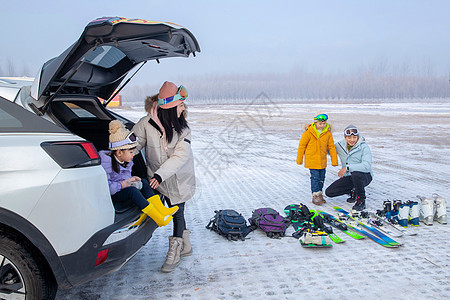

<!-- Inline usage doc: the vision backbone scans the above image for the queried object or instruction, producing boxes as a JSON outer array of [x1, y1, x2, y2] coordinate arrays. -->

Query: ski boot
[[346, 188, 356, 203], [392, 200, 402, 221], [408, 201, 420, 226], [417, 195, 434, 226], [352, 196, 366, 211], [383, 200, 392, 219], [433, 194, 447, 224], [398, 203, 410, 227]]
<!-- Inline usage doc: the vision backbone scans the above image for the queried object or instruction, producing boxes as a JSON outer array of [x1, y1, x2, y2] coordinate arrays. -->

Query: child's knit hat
[[108, 120, 138, 150]]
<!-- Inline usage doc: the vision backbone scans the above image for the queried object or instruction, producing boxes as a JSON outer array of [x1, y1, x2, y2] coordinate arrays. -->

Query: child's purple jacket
[[99, 150, 134, 195]]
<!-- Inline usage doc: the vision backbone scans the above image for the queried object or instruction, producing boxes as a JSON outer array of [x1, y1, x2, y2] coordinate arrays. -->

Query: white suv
[[0, 17, 200, 299]]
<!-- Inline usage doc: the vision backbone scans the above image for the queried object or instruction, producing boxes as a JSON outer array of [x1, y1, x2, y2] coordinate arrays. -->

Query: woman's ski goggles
[[109, 131, 138, 149], [344, 128, 359, 136], [158, 85, 188, 106], [315, 114, 328, 121]]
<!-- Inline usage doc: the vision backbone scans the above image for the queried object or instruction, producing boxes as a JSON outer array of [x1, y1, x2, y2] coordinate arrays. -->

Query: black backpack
[[206, 209, 253, 241]]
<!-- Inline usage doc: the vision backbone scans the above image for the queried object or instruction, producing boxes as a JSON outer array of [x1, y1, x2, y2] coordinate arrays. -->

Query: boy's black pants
[[325, 171, 372, 199]]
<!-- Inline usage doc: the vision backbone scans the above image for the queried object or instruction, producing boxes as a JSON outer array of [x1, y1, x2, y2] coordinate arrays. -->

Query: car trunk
[[48, 95, 148, 214], [28, 17, 200, 215]]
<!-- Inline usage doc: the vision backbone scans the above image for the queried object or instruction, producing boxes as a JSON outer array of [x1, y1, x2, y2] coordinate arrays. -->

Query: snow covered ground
[[56, 99, 450, 300]]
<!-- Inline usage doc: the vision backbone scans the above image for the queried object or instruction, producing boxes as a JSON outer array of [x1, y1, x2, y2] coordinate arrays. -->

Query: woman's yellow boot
[[147, 195, 179, 217]]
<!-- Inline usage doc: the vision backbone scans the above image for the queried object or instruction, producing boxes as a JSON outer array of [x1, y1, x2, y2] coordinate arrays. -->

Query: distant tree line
[[0, 59, 32, 78], [2, 60, 448, 103], [123, 71, 449, 105]]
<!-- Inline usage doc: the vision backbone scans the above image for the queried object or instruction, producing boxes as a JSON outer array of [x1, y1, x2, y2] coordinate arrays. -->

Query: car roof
[[0, 77, 34, 102]]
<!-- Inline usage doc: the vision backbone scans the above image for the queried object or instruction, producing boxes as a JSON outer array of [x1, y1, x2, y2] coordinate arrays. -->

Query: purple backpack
[[249, 208, 287, 239]]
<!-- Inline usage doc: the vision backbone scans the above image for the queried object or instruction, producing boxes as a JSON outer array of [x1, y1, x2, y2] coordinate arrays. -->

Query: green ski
[[318, 211, 366, 240]]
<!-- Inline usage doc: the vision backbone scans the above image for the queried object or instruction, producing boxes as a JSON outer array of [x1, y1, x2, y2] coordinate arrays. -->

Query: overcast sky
[[1, 0, 449, 86]]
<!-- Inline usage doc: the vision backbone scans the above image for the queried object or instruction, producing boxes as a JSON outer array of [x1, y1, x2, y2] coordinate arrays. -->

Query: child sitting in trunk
[[99, 120, 178, 226]]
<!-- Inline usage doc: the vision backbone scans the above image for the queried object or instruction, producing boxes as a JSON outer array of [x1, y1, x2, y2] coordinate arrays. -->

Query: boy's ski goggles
[[109, 131, 138, 149], [344, 128, 359, 136], [314, 114, 328, 121], [158, 85, 188, 106]]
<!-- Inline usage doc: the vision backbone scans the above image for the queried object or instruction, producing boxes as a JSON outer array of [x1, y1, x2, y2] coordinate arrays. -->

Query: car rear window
[[85, 46, 126, 69], [62, 102, 97, 118], [0, 97, 68, 133]]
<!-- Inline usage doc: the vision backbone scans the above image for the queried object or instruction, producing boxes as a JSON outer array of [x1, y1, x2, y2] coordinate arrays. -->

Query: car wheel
[[0, 232, 57, 300]]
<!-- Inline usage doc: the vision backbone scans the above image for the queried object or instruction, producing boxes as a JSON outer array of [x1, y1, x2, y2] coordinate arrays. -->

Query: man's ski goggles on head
[[158, 85, 188, 106], [344, 128, 359, 136], [314, 114, 328, 121], [109, 131, 138, 149]]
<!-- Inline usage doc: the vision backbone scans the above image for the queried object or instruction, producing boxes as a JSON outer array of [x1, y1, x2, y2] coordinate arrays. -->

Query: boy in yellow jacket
[[296, 114, 338, 205]]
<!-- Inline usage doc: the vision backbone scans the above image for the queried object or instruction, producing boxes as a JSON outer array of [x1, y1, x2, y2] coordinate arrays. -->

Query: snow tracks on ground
[[57, 102, 450, 299]]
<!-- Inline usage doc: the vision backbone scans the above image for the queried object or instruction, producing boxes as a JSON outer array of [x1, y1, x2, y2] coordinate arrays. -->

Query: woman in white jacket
[[133, 81, 196, 273]]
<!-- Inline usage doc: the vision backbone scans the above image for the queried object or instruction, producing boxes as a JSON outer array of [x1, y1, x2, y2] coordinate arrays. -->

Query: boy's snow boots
[[418, 195, 434, 226], [346, 188, 356, 203], [312, 191, 325, 205], [161, 236, 183, 273], [316, 191, 325, 203], [352, 196, 366, 211], [433, 194, 447, 224]]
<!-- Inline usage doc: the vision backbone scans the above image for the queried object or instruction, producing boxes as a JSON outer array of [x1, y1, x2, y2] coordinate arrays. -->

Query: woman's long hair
[[157, 106, 189, 143]]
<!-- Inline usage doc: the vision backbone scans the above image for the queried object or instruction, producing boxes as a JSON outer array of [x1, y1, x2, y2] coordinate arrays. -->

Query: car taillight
[[41, 141, 101, 168], [94, 249, 109, 266]]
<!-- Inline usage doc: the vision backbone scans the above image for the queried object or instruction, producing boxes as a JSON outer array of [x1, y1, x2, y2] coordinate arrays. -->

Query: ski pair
[[333, 207, 402, 248], [372, 212, 417, 236], [320, 211, 397, 248], [357, 211, 403, 238]]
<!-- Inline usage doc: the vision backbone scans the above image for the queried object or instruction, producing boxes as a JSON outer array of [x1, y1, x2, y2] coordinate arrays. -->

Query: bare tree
[[7, 58, 16, 76]]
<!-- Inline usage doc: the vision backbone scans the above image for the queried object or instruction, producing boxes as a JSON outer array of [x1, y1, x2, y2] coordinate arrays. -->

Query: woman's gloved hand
[[149, 173, 162, 189]]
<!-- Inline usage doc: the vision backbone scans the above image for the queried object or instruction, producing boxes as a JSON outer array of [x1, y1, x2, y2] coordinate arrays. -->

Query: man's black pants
[[325, 171, 372, 199]]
